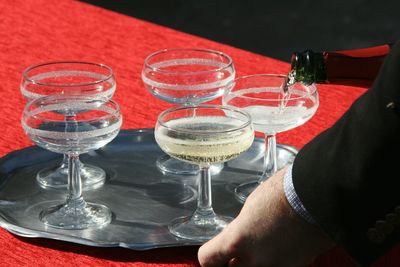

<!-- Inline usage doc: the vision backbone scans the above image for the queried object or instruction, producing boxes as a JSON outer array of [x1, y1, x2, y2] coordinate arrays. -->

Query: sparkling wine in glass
[[21, 95, 122, 229], [20, 61, 116, 190], [222, 74, 319, 202], [142, 48, 235, 176], [155, 105, 254, 241]]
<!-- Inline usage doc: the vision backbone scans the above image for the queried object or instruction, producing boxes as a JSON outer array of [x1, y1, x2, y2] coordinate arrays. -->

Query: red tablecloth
[[0, 0, 398, 266]]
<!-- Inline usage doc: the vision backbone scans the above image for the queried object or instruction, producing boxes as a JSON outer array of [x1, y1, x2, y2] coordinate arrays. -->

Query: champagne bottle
[[289, 44, 391, 85]]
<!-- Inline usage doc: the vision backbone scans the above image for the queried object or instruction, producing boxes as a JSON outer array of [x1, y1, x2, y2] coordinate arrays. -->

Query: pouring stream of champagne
[[279, 70, 296, 112]]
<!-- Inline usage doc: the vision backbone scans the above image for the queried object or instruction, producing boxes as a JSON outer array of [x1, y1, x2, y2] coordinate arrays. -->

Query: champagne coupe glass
[[20, 61, 116, 190], [222, 74, 319, 202], [21, 95, 122, 229], [142, 48, 235, 176], [155, 105, 254, 241]]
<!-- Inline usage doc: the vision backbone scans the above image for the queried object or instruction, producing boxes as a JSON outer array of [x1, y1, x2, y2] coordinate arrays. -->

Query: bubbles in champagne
[[22, 101, 122, 154], [155, 116, 254, 165]]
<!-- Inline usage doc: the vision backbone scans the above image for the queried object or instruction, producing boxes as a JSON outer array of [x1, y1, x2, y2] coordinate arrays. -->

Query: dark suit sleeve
[[292, 41, 400, 265]]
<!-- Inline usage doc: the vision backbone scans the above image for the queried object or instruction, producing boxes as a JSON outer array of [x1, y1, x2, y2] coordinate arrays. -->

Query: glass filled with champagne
[[223, 74, 319, 202], [155, 105, 254, 241], [142, 48, 235, 176]]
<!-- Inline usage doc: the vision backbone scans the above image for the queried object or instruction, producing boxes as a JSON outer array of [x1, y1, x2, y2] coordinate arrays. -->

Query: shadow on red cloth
[[322, 79, 373, 88], [11, 234, 400, 267], [13, 235, 200, 265]]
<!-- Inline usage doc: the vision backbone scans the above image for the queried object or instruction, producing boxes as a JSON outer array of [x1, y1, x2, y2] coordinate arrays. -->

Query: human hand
[[198, 167, 335, 267]]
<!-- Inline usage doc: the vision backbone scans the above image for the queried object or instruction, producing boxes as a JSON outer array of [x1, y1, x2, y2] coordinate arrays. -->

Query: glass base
[[39, 201, 112, 230], [234, 180, 260, 203], [169, 213, 233, 241], [36, 163, 106, 190], [156, 154, 224, 176]]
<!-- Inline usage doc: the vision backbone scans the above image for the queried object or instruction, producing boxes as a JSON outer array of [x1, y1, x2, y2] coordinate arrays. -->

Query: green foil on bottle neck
[[290, 50, 327, 84]]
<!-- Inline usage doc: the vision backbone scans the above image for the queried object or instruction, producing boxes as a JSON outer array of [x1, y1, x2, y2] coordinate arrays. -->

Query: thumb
[[198, 224, 239, 267]]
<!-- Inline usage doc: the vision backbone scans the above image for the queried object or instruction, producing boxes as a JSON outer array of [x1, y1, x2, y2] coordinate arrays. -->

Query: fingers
[[228, 257, 245, 267], [198, 224, 239, 267], [198, 234, 231, 267]]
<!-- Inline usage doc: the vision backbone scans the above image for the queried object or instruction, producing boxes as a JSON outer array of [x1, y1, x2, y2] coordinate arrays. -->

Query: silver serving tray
[[0, 129, 297, 249]]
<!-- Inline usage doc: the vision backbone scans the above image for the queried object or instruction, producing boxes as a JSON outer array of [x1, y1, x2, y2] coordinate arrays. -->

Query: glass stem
[[63, 114, 83, 172], [61, 154, 83, 171], [259, 133, 277, 183], [66, 154, 85, 206], [60, 154, 68, 169], [59, 154, 84, 173], [194, 165, 215, 218]]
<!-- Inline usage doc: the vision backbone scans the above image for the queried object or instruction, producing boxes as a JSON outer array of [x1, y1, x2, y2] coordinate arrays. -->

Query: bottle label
[[325, 44, 390, 83], [331, 44, 390, 58], [291, 44, 390, 85]]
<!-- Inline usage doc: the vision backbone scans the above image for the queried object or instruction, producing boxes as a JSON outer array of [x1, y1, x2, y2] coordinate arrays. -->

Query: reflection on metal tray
[[0, 129, 297, 249]]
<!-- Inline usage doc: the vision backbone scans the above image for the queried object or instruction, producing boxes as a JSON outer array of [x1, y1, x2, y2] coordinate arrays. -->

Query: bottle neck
[[290, 50, 326, 84], [291, 44, 391, 85]]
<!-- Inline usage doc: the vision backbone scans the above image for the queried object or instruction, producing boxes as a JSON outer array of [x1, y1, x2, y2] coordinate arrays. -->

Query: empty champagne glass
[[155, 105, 254, 241], [142, 48, 235, 176], [21, 95, 122, 229], [20, 61, 116, 190], [222, 74, 319, 202]]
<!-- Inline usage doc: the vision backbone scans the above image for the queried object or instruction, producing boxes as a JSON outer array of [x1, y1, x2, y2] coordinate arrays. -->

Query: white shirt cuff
[[283, 164, 317, 225]]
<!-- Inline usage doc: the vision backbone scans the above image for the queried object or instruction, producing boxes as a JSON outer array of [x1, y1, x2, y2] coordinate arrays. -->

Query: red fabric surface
[[0, 0, 398, 266]]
